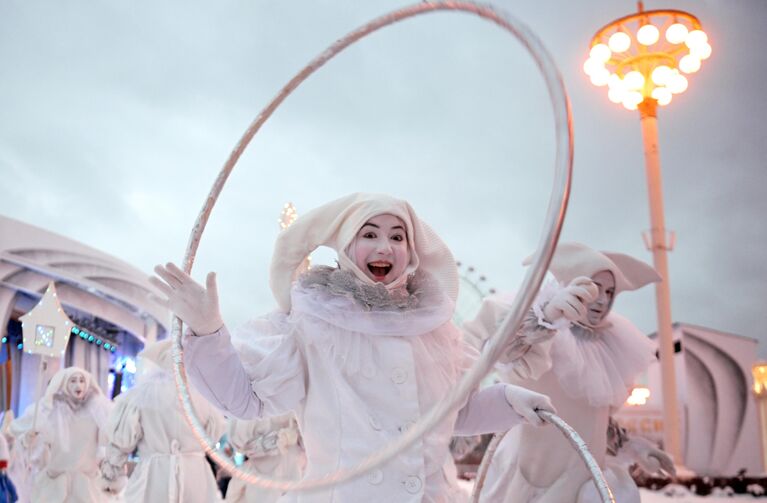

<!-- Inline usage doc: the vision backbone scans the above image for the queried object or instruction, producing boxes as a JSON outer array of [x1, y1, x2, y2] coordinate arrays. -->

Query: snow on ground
[[639, 487, 756, 502], [456, 478, 760, 501]]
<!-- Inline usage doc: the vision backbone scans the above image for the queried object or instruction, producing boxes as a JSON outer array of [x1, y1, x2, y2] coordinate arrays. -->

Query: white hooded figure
[[464, 243, 674, 503], [9, 366, 112, 503], [99, 339, 226, 502], [224, 414, 305, 503], [151, 193, 556, 503]]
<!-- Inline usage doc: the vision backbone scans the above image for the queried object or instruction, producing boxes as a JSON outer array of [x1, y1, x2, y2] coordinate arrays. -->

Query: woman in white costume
[[464, 242, 675, 503], [151, 192, 556, 503], [225, 414, 304, 503], [10, 366, 112, 503], [99, 339, 226, 502]]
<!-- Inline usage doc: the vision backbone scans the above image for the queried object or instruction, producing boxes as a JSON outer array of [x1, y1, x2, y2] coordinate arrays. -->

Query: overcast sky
[[2, 0, 765, 355]]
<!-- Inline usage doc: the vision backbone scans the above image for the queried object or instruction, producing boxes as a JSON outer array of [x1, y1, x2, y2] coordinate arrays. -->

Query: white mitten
[[624, 437, 676, 476], [504, 384, 556, 426], [150, 263, 224, 335], [543, 276, 598, 323]]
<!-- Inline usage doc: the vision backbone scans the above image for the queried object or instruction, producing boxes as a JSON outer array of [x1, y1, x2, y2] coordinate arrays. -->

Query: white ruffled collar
[[548, 312, 656, 408], [289, 266, 454, 338]]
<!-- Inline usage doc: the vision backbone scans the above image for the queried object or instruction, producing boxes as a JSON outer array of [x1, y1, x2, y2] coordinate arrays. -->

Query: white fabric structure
[[101, 340, 225, 503], [225, 414, 304, 503], [8, 366, 112, 503]]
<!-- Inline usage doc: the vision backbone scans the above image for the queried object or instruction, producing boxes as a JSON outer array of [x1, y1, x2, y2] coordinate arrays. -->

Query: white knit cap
[[524, 242, 661, 294], [269, 193, 458, 312]]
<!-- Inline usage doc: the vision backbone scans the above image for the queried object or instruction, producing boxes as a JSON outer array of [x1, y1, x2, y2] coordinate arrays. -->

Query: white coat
[[184, 276, 526, 503], [102, 368, 226, 503], [224, 414, 304, 503], [10, 392, 113, 503]]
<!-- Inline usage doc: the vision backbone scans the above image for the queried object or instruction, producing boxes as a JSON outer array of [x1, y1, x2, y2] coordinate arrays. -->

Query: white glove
[[624, 437, 676, 476], [150, 262, 224, 335], [97, 473, 128, 494], [504, 384, 556, 426], [543, 276, 598, 323]]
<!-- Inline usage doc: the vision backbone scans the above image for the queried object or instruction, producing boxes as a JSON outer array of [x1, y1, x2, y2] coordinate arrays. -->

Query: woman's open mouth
[[367, 261, 392, 281]]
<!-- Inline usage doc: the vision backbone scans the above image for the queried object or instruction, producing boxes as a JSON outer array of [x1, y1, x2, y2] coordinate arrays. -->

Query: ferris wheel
[[453, 261, 495, 327]]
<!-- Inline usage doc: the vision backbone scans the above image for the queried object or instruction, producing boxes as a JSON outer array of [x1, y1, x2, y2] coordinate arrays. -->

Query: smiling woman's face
[[350, 214, 410, 285], [586, 270, 616, 325]]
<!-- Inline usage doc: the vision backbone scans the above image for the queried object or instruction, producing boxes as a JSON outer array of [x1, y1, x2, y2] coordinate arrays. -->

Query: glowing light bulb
[[624, 71, 645, 90], [685, 30, 708, 50], [608, 87, 626, 104], [668, 73, 689, 94], [589, 43, 612, 63], [637, 24, 660, 46], [622, 98, 639, 111], [679, 54, 701, 74], [590, 68, 610, 87], [608, 32, 631, 53], [651, 86, 673, 106], [651, 65, 673, 85], [691, 42, 712, 60], [665, 23, 689, 44], [583, 58, 602, 76], [607, 74, 624, 90]]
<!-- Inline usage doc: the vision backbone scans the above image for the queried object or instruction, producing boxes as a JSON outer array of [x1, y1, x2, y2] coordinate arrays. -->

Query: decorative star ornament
[[20, 282, 73, 358]]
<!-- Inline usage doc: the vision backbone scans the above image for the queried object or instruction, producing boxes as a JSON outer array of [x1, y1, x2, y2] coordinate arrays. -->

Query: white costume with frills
[[9, 367, 113, 503], [464, 284, 656, 503], [224, 414, 304, 503], [184, 268, 527, 503], [101, 367, 226, 502]]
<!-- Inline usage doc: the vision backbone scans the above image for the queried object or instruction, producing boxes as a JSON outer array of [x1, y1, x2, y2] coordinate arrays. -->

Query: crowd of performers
[[1, 193, 675, 502]]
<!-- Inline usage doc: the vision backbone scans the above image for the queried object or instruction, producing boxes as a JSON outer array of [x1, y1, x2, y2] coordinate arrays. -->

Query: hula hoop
[[171, 0, 574, 492], [471, 411, 616, 503]]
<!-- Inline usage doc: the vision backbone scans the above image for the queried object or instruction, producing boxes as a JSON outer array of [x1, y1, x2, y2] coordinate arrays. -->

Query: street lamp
[[753, 363, 767, 472], [585, 2, 711, 464]]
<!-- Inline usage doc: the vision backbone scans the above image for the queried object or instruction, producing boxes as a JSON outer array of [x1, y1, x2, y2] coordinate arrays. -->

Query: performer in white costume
[[464, 242, 675, 503], [225, 414, 304, 503], [10, 366, 112, 503], [100, 339, 226, 502], [152, 192, 556, 503]]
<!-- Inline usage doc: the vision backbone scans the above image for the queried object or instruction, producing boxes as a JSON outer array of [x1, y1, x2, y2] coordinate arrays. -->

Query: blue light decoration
[[110, 347, 116, 353], [104, 343, 111, 350], [96, 339, 102, 346], [1, 337, 6, 344], [16, 343, 23, 350], [72, 327, 80, 335], [87, 335, 95, 342]]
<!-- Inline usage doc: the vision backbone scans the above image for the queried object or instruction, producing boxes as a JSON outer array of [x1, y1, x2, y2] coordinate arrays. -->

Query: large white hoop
[[171, 1, 574, 492]]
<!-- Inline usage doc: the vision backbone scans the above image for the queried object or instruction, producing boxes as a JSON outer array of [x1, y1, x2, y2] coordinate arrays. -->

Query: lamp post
[[584, 2, 711, 464], [753, 363, 767, 472]]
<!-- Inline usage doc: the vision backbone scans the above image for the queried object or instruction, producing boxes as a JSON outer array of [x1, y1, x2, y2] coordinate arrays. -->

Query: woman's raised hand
[[542, 276, 598, 323], [150, 262, 224, 336]]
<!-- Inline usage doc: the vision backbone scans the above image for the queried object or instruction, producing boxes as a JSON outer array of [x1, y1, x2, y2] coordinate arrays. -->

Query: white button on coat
[[390, 367, 408, 384], [404, 475, 423, 494], [367, 469, 384, 485]]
